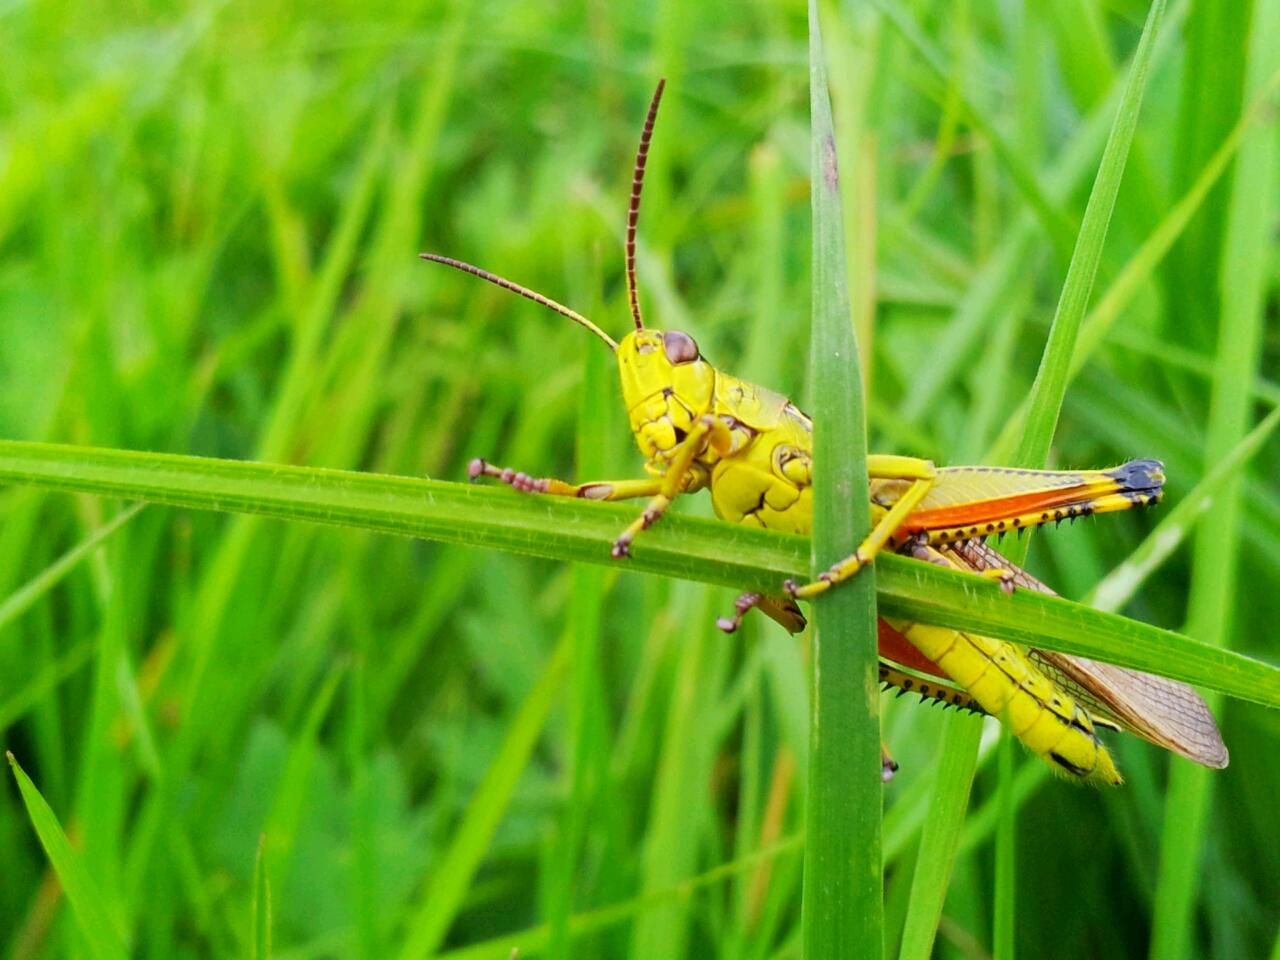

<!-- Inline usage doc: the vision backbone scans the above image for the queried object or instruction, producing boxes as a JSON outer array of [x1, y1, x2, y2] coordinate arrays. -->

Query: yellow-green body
[[616, 327, 1121, 783]]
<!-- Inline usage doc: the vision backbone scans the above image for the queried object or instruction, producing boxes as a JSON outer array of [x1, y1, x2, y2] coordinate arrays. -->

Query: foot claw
[[611, 540, 631, 559], [783, 578, 799, 598], [467, 458, 486, 481], [716, 617, 738, 634]]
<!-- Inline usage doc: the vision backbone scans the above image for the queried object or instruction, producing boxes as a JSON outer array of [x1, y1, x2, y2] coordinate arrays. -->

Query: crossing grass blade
[[897, 3, 1168, 953], [802, 1, 882, 955], [0, 502, 143, 633], [895, 711, 983, 960], [1011, 0, 1169, 476], [0, 440, 1279, 707], [7, 752, 130, 960], [1149, 2, 1280, 957]]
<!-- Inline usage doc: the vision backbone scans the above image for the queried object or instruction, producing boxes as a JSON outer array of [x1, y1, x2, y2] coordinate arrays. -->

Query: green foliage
[[1, 1, 1279, 958]]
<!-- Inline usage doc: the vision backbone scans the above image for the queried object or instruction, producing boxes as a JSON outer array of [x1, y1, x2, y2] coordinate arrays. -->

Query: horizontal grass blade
[[1, 440, 1279, 707]]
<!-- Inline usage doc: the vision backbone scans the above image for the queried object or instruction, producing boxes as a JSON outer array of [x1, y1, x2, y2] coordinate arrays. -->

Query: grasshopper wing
[[1029, 651, 1228, 769], [946, 539, 1228, 769]]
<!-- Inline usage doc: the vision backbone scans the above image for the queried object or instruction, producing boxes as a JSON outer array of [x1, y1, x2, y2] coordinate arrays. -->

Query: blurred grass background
[[1, 0, 1278, 958]]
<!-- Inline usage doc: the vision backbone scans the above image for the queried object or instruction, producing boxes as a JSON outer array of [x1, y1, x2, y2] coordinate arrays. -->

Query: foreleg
[[611, 415, 731, 558], [468, 458, 668, 502]]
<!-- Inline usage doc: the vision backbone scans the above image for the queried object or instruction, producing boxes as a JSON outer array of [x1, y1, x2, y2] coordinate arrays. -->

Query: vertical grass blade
[[1149, 1, 1280, 956], [895, 711, 983, 960], [899, 4, 1168, 953], [992, 725, 1016, 960], [252, 834, 272, 960], [1011, 0, 1168, 473], [802, 2, 881, 957], [397, 634, 570, 960], [7, 752, 129, 960]]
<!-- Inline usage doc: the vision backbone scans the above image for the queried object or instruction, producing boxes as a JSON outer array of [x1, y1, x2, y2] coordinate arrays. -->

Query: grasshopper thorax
[[617, 329, 716, 460]]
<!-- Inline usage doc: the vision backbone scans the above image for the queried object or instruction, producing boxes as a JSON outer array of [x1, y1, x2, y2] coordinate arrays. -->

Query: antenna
[[626, 78, 666, 331], [419, 254, 619, 351]]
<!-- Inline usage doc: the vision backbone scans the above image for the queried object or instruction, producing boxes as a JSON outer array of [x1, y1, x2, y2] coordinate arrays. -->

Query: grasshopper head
[[617, 329, 716, 460]]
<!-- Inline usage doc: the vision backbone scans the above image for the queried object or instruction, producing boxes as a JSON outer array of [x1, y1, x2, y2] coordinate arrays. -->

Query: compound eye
[[662, 330, 700, 364]]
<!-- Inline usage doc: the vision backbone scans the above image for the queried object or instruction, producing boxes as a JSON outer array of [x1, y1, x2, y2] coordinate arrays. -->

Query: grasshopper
[[421, 80, 1227, 783]]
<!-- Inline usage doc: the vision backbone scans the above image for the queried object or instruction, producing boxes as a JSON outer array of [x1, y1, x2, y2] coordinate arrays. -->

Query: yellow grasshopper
[[421, 79, 1227, 783]]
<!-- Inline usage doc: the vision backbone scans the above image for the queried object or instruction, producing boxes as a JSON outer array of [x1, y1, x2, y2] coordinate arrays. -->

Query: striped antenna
[[419, 253, 619, 351], [626, 78, 666, 331]]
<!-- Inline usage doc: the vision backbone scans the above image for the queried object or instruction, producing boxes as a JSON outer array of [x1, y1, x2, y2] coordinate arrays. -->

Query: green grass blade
[[0, 636, 93, 731], [0, 502, 143, 633], [1071, 68, 1280, 379], [252, 834, 272, 960], [548, 305, 614, 960], [1011, 0, 1168, 474], [435, 837, 806, 960], [987, 67, 1280, 463], [895, 711, 983, 960], [1, 440, 1279, 707], [262, 660, 346, 883], [1149, 2, 1280, 956], [869, 0, 1076, 256], [803, 2, 881, 956], [6, 752, 129, 960], [396, 633, 570, 960], [992, 725, 1016, 960]]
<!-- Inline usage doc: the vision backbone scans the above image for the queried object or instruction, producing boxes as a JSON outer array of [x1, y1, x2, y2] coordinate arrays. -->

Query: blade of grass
[[992, 724, 1015, 960], [548, 280, 614, 960], [1, 441, 1280, 706], [986, 66, 1280, 461], [261, 660, 346, 884], [346, 656, 380, 960], [1149, 2, 1280, 956], [1010, 0, 1168, 476], [252, 834, 272, 960], [396, 631, 570, 960], [900, 4, 1167, 952], [0, 502, 144, 633], [898, 0, 1189, 425], [895, 710, 983, 960], [869, 0, 1076, 255], [6, 752, 129, 960], [803, 3, 881, 957], [436, 836, 806, 960]]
